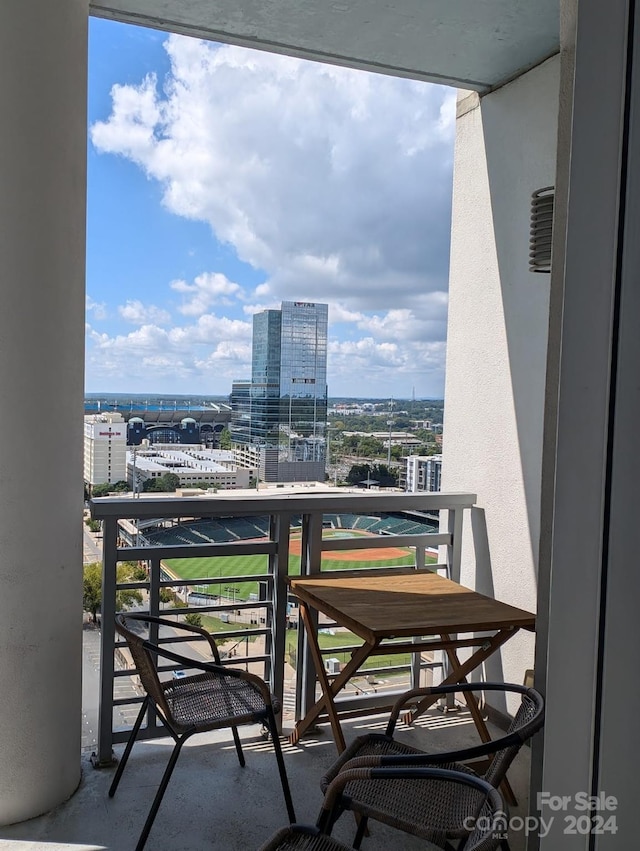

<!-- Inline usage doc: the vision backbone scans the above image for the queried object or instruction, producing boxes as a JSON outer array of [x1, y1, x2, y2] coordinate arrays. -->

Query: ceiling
[[90, 0, 559, 93]]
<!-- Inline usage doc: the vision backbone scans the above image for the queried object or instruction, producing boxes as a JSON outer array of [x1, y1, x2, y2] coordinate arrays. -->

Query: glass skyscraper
[[231, 301, 328, 482]]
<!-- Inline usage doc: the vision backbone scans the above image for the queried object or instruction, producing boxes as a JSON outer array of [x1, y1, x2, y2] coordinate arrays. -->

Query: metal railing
[[91, 489, 476, 765]]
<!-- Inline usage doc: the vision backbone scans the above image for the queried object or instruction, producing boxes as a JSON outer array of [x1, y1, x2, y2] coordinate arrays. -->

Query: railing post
[[96, 516, 118, 766], [439, 506, 466, 706], [446, 505, 464, 583], [297, 510, 324, 721], [146, 555, 162, 736], [269, 511, 291, 730]]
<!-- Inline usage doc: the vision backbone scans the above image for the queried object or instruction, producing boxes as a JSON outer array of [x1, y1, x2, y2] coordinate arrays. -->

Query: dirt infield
[[288, 531, 411, 562]]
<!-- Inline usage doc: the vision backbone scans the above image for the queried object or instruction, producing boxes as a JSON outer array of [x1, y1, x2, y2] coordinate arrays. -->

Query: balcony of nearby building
[[0, 489, 534, 851]]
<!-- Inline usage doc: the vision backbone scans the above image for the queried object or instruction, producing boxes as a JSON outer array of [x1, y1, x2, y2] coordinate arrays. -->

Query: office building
[[231, 301, 328, 482]]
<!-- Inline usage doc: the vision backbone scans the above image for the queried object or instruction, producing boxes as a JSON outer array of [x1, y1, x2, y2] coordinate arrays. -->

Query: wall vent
[[529, 186, 554, 273]]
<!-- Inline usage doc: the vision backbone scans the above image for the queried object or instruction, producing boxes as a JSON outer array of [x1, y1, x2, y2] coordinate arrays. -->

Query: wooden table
[[288, 568, 536, 756]]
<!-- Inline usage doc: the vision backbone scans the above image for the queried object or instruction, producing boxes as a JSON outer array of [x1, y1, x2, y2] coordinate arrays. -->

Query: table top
[[288, 569, 536, 643]]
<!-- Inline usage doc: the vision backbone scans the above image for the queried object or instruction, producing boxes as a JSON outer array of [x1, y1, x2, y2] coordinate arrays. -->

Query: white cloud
[[89, 35, 455, 396], [118, 299, 171, 325], [328, 337, 446, 397], [85, 313, 252, 390], [86, 295, 108, 321], [91, 36, 454, 315], [170, 272, 243, 315]]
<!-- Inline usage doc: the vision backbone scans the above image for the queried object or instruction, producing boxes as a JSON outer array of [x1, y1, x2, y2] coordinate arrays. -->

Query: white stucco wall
[[442, 56, 559, 701], [0, 0, 87, 823]]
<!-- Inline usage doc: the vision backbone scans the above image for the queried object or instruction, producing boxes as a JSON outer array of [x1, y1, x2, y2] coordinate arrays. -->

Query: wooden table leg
[[289, 601, 376, 751], [407, 628, 519, 721], [405, 629, 520, 806], [441, 637, 517, 806]]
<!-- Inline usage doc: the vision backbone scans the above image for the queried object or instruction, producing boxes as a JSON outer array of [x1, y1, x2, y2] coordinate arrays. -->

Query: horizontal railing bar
[[156, 655, 269, 673], [119, 541, 277, 560], [333, 693, 404, 713], [92, 491, 477, 520], [310, 637, 491, 656], [154, 576, 272, 589], [367, 637, 493, 653], [173, 573, 272, 586], [320, 533, 449, 551]]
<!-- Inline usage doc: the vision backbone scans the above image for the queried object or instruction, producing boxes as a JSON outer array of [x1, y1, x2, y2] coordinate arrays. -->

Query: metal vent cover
[[529, 186, 554, 273]]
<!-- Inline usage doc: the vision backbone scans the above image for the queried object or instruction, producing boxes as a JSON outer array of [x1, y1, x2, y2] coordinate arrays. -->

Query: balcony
[[1, 489, 533, 850]]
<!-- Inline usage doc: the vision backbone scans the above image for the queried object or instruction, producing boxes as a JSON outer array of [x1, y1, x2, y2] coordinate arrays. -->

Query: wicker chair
[[260, 768, 507, 851], [109, 613, 296, 851], [320, 683, 543, 849]]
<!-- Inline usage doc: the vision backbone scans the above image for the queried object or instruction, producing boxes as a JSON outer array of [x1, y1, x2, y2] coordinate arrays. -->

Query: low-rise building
[[128, 444, 250, 491]]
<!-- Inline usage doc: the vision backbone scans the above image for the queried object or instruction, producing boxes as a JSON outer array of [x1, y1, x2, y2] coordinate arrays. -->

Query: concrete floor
[[0, 706, 532, 851]]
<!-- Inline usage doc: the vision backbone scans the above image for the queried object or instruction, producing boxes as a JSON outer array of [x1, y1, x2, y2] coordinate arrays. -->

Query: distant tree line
[[88, 472, 182, 497]]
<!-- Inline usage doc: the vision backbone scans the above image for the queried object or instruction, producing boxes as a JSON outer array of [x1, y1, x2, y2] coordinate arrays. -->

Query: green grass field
[[163, 549, 423, 600], [192, 612, 413, 672], [164, 531, 436, 674]]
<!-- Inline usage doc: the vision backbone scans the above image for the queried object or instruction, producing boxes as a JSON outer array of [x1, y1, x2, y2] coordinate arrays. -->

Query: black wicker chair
[[260, 768, 507, 851], [320, 683, 543, 849], [109, 613, 296, 851]]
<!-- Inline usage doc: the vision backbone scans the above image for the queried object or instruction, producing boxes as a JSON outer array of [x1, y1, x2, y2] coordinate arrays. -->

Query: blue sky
[[86, 18, 455, 398]]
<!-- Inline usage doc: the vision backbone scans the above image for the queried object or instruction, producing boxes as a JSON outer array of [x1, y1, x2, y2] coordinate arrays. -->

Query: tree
[[218, 427, 232, 449], [119, 560, 147, 581], [370, 463, 399, 487], [159, 472, 180, 491], [346, 463, 373, 486], [142, 472, 181, 492], [91, 483, 113, 497], [184, 612, 203, 627], [83, 561, 144, 623], [357, 436, 385, 457], [345, 463, 398, 488]]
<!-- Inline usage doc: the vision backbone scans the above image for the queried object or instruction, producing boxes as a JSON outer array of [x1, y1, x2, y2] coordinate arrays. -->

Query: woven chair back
[[463, 784, 507, 851], [115, 615, 172, 720], [483, 688, 544, 787]]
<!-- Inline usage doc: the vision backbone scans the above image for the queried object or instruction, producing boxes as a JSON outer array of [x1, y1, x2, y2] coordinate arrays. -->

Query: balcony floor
[[0, 705, 531, 851]]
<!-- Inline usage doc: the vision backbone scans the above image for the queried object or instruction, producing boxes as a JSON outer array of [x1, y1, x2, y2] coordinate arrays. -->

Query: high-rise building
[[231, 301, 328, 482]]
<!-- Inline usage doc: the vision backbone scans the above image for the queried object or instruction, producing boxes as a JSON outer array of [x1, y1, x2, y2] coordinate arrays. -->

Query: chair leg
[[352, 815, 368, 849], [135, 734, 188, 851], [109, 695, 149, 798], [231, 725, 245, 767], [265, 707, 296, 823]]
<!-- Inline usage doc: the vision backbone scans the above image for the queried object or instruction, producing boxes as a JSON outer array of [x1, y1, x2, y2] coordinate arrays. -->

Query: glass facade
[[250, 310, 282, 445], [279, 301, 328, 462], [230, 301, 328, 481]]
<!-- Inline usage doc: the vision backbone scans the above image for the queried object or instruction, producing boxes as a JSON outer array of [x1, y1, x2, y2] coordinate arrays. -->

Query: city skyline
[[85, 18, 454, 399]]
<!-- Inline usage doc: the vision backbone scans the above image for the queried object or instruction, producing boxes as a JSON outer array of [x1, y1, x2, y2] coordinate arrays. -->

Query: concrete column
[[0, 0, 88, 823]]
